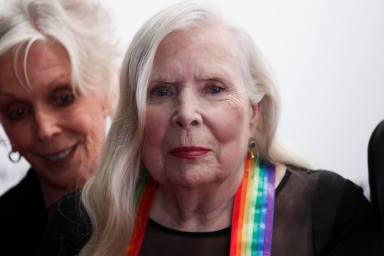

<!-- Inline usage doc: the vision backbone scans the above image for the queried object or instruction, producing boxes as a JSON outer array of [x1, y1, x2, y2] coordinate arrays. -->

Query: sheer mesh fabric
[[140, 169, 321, 256], [140, 219, 231, 256]]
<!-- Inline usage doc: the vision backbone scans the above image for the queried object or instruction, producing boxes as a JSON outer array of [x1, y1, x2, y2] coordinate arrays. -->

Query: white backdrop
[[1, 0, 383, 196]]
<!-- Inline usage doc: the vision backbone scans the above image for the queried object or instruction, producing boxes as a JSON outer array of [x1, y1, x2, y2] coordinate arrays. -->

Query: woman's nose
[[33, 109, 61, 141], [171, 90, 202, 130]]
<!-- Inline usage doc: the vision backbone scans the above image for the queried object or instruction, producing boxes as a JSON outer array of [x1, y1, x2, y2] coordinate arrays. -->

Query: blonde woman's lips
[[170, 146, 209, 160], [42, 144, 77, 162]]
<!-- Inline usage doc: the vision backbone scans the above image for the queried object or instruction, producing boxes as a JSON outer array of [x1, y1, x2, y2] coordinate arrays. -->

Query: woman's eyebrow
[[45, 72, 70, 90]]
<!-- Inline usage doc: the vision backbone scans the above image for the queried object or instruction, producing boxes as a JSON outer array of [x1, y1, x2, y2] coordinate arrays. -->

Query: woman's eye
[[52, 90, 75, 107], [5, 103, 30, 122], [206, 85, 225, 95], [149, 84, 176, 99]]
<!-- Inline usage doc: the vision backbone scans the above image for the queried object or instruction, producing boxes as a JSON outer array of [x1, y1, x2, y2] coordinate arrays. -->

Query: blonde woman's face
[[142, 27, 259, 188], [0, 41, 109, 193]]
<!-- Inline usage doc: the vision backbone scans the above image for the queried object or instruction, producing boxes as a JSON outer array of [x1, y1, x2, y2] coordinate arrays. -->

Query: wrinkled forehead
[[157, 25, 239, 59], [151, 25, 244, 79], [0, 40, 71, 90]]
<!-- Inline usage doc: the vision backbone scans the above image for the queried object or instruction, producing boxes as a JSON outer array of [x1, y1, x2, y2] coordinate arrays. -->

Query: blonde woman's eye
[[5, 103, 30, 122], [51, 88, 76, 107]]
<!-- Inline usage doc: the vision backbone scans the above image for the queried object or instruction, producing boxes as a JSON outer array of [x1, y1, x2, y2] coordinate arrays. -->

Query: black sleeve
[[39, 192, 92, 256], [312, 171, 379, 256]]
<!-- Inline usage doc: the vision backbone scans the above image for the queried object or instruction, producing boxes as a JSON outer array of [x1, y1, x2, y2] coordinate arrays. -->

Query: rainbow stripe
[[127, 174, 157, 256], [230, 158, 276, 256]]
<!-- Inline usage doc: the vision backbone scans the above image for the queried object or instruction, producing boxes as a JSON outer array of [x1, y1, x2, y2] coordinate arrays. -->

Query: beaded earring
[[248, 138, 257, 159]]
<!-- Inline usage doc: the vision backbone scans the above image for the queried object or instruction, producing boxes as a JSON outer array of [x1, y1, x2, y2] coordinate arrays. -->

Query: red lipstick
[[170, 147, 209, 160]]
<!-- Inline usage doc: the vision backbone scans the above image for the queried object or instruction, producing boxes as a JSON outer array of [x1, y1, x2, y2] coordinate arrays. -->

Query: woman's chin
[[165, 170, 220, 189]]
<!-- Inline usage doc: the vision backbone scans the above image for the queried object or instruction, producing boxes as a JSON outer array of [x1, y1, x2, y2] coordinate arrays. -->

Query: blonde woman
[[0, 0, 119, 254]]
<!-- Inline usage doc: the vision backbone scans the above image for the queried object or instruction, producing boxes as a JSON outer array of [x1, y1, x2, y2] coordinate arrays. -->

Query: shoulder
[[312, 169, 363, 198], [0, 169, 48, 254], [40, 191, 91, 256], [0, 169, 43, 213], [309, 169, 370, 219], [305, 169, 379, 255], [0, 179, 24, 205], [277, 167, 378, 255], [284, 167, 365, 198], [285, 167, 372, 224], [0, 169, 38, 199], [309, 169, 370, 227]]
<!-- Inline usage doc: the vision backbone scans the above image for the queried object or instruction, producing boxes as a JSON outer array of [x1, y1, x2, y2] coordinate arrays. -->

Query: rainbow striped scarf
[[230, 158, 276, 256], [127, 158, 276, 256]]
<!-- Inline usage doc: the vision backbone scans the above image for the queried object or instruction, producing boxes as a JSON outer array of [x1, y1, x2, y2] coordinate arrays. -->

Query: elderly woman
[[0, 0, 118, 254], [42, 2, 378, 256]]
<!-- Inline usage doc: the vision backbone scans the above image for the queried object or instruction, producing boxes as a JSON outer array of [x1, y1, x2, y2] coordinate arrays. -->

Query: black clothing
[[368, 120, 384, 240], [0, 169, 48, 256], [41, 191, 91, 256], [140, 219, 231, 256], [41, 168, 379, 256]]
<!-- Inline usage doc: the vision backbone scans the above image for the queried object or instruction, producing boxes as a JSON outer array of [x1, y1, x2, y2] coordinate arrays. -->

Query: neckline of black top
[[148, 169, 291, 235]]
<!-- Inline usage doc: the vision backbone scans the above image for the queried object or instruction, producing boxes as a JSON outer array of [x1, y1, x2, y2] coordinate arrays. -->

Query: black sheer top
[[41, 167, 379, 256], [141, 219, 231, 256]]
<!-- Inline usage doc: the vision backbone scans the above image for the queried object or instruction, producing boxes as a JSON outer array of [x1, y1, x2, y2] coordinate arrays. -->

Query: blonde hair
[[81, 1, 308, 255], [0, 0, 120, 103]]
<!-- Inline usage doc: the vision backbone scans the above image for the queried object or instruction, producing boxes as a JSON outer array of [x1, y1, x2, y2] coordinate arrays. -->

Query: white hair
[[81, 1, 309, 255], [0, 0, 120, 102]]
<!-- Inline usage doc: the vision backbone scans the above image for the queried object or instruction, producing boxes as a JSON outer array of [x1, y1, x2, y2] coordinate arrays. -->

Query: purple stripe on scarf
[[263, 164, 275, 256]]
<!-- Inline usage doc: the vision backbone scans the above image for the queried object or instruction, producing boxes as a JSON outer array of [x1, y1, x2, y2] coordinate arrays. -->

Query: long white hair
[[81, 1, 308, 255], [0, 0, 119, 102]]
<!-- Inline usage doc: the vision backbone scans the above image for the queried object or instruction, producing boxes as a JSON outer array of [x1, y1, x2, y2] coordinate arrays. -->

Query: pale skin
[[142, 26, 286, 232], [0, 41, 110, 206]]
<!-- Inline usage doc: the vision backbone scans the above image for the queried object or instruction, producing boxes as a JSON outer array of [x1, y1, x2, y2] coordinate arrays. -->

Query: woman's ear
[[249, 102, 260, 134]]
